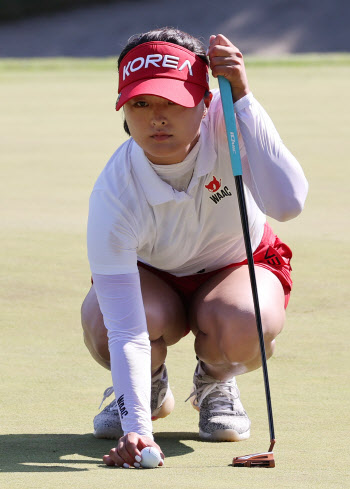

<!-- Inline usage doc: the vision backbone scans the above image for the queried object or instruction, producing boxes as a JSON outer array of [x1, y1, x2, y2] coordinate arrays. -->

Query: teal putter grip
[[218, 76, 242, 177]]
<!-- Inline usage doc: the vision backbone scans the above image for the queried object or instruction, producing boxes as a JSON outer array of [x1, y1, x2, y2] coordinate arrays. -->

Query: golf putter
[[218, 76, 276, 468]]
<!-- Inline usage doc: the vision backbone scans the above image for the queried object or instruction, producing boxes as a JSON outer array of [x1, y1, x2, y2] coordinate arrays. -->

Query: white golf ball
[[140, 447, 162, 468]]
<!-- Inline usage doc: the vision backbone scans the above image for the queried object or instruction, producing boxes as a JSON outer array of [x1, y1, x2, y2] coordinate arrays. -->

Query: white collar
[[131, 122, 217, 206]]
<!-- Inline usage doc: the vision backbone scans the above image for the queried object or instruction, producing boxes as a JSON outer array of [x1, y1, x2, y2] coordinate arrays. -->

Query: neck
[[145, 133, 200, 165]]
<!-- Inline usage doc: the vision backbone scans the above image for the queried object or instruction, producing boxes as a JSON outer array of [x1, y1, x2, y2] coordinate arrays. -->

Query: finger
[[154, 443, 165, 461], [137, 437, 150, 451], [210, 33, 233, 47], [208, 40, 241, 62], [209, 44, 242, 61], [103, 447, 124, 467], [210, 54, 242, 69], [103, 454, 116, 466], [209, 34, 216, 45], [139, 440, 165, 462], [124, 433, 155, 466], [135, 433, 157, 451], [210, 60, 244, 80], [118, 441, 137, 467]]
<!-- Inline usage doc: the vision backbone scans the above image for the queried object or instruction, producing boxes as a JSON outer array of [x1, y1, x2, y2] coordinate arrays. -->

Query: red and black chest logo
[[205, 175, 232, 204]]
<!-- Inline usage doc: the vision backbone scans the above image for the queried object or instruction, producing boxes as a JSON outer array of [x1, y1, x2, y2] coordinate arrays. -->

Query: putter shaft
[[218, 76, 276, 465]]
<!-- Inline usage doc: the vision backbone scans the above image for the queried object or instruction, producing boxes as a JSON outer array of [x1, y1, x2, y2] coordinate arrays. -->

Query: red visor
[[116, 41, 209, 111]]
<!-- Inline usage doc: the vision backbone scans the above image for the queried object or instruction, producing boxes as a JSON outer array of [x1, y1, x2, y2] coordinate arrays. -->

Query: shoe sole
[[93, 429, 123, 440], [190, 388, 250, 442], [151, 387, 175, 420], [199, 428, 250, 442]]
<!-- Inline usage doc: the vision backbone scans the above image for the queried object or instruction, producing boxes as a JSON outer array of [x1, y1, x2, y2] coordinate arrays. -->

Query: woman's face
[[123, 95, 209, 165]]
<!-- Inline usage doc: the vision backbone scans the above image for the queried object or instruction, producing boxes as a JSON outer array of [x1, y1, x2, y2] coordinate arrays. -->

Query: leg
[[82, 268, 188, 438], [190, 265, 285, 379], [188, 265, 285, 441], [81, 267, 188, 373], [138, 266, 188, 373], [81, 286, 110, 369]]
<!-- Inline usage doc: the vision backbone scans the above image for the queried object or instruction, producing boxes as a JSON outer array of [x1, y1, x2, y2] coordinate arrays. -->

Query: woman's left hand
[[207, 34, 250, 102]]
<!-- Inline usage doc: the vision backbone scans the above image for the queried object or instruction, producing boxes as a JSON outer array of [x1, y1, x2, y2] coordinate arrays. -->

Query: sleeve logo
[[117, 394, 129, 419]]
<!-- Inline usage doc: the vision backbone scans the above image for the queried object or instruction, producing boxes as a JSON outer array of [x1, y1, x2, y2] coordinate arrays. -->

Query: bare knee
[[200, 303, 259, 364], [196, 300, 285, 365], [144, 299, 187, 346]]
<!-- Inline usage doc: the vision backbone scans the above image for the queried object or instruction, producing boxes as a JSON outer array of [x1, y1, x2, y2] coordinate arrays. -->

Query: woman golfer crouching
[[81, 27, 308, 468]]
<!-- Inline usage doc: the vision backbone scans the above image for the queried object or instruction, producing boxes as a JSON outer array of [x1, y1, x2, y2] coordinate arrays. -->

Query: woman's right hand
[[207, 34, 250, 102], [103, 432, 164, 468]]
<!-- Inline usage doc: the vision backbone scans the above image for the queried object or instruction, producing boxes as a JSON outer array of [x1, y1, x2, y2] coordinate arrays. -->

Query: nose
[[151, 110, 167, 127]]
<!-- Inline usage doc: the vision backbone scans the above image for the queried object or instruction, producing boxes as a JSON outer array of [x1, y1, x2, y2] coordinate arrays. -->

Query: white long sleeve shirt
[[87, 90, 308, 437]]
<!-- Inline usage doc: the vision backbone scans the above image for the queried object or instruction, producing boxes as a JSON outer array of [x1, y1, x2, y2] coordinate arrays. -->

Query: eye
[[134, 100, 148, 108]]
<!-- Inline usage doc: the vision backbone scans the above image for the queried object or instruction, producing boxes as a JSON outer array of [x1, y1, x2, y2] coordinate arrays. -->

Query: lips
[[151, 132, 172, 141]]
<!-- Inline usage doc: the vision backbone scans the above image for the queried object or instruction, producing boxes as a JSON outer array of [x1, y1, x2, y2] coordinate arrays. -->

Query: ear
[[204, 91, 213, 109]]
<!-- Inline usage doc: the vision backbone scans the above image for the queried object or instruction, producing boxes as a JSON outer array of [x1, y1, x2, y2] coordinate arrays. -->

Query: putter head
[[232, 440, 275, 468], [233, 451, 275, 468]]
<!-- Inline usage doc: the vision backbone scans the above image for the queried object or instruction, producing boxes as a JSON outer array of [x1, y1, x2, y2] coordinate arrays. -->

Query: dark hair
[[118, 27, 209, 135]]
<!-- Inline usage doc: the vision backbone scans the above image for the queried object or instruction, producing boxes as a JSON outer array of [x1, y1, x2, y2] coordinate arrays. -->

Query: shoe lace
[[98, 368, 165, 411], [186, 378, 240, 415], [98, 386, 116, 410]]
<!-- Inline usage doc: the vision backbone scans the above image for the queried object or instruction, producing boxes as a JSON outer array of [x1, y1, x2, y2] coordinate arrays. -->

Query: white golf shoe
[[93, 364, 174, 439], [187, 361, 251, 441]]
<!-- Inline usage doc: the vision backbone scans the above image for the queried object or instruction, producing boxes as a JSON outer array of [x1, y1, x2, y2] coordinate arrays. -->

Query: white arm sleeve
[[92, 272, 153, 439], [88, 190, 139, 275], [235, 93, 309, 221]]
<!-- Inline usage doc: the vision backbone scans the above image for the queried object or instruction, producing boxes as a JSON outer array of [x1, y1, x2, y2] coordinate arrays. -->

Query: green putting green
[[1, 55, 349, 488]]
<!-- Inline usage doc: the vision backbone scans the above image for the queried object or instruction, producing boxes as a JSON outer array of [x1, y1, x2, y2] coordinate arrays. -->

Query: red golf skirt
[[138, 222, 293, 310]]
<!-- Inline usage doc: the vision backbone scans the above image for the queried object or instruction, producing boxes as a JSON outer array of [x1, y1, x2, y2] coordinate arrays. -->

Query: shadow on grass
[[0, 432, 196, 472], [154, 431, 199, 457]]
